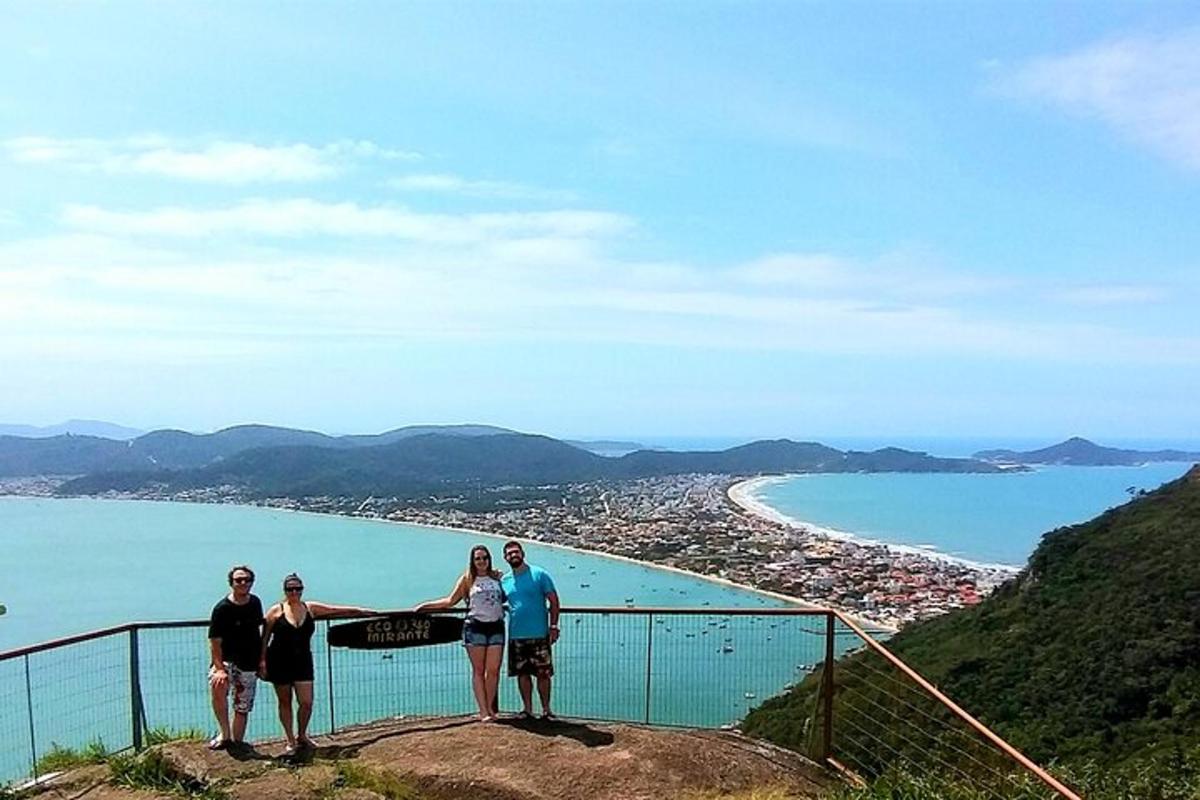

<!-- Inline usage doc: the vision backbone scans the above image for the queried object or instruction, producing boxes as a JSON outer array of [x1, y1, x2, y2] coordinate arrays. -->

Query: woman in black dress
[[259, 573, 375, 755]]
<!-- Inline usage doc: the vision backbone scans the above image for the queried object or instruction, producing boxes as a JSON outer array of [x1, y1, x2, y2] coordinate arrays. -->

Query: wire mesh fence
[[0, 608, 834, 784], [0, 608, 1078, 800], [816, 613, 1079, 800]]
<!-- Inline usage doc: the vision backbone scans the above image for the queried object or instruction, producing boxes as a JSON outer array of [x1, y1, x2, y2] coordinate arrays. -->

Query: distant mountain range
[[0, 419, 146, 440], [0, 423, 517, 477], [975, 436, 1200, 466], [0, 422, 1008, 497]]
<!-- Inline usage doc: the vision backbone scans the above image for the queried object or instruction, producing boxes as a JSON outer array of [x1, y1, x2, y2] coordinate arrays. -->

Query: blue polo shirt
[[501, 564, 556, 640]]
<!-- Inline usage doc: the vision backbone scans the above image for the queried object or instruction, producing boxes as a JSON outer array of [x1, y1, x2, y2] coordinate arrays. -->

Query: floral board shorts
[[507, 637, 554, 678], [208, 662, 258, 714]]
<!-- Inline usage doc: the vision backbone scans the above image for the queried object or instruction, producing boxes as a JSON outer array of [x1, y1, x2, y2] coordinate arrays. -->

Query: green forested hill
[[745, 465, 1200, 769], [55, 434, 1006, 497]]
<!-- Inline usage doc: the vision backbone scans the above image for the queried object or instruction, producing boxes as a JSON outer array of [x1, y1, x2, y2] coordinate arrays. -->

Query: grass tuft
[[145, 726, 207, 745], [330, 762, 423, 800], [108, 750, 228, 799], [35, 739, 109, 773]]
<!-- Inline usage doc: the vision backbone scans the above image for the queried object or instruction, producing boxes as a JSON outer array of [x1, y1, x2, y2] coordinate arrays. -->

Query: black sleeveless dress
[[266, 604, 316, 685]]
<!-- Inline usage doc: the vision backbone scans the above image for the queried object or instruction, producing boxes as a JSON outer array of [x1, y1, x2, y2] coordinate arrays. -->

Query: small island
[[975, 436, 1200, 466]]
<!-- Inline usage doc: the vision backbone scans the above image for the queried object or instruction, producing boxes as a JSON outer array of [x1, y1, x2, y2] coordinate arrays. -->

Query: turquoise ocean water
[[0, 498, 834, 783], [3, 464, 1190, 781], [752, 463, 1190, 566]]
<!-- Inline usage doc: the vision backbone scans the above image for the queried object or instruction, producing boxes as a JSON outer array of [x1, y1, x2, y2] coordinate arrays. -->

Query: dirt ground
[[25, 716, 835, 800]]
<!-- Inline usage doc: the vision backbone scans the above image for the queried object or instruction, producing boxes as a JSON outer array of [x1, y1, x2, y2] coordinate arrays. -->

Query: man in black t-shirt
[[207, 564, 264, 750]]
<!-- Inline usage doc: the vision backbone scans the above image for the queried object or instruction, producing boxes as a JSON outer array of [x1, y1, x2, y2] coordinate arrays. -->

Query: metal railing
[[0, 607, 1079, 798], [814, 611, 1081, 800]]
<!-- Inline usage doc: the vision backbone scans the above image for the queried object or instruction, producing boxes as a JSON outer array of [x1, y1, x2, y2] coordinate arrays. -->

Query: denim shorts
[[463, 618, 505, 647]]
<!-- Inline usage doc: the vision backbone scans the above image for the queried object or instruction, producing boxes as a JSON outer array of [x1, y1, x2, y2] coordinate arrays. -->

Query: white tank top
[[467, 576, 504, 623]]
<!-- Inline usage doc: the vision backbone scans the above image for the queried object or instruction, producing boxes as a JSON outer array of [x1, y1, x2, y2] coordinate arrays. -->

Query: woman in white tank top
[[414, 544, 506, 721]]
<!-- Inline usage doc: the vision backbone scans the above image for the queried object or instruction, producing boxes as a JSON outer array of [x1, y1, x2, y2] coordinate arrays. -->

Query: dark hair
[[463, 545, 500, 591], [503, 540, 524, 554], [227, 564, 255, 584], [282, 572, 302, 590]]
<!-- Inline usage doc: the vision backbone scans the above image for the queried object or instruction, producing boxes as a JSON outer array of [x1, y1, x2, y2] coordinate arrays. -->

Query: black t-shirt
[[207, 595, 264, 671]]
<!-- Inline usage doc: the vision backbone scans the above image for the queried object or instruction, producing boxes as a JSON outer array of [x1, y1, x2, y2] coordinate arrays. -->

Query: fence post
[[643, 612, 654, 724], [24, 653, 38, 781], [129, 627, 144, 750], [325, 621, 336, 734], [821, 612, 835, 762]]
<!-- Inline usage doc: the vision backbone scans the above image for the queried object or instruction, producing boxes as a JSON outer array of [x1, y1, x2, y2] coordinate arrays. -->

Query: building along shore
[[8, 472, 1017, 628]]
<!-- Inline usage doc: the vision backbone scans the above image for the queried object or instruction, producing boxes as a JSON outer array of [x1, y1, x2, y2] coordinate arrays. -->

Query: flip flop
[[540, 711, 557, 721], [298, 737, 318, 749], [207, 736, 229, 751], [281, 743, 298, 758], [517, 710, 534, 720]]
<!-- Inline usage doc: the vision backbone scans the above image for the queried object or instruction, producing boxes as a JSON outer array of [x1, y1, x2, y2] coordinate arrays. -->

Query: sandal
[[516, 710, 534, 720], [207, 736, 229, 751], [281, 743, 298, 758], [540, 711, 557, 721]]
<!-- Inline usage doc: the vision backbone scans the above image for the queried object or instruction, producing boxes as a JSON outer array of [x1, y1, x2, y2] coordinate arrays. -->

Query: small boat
[[580, 583, 591, 588], [721, 645, 734, 654], [744, 692, 756, 699], [624, 597, 634, 603]]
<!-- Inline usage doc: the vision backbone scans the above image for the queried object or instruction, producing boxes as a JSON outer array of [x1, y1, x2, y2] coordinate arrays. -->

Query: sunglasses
[[284, 586, 304, 593], [473, 555, 491, 561], [232, 577, 254, 585]]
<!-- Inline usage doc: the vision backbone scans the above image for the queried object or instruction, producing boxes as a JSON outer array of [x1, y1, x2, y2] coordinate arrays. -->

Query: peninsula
[[5, 471, 1013, 628], [0, 426, 1043, 627]]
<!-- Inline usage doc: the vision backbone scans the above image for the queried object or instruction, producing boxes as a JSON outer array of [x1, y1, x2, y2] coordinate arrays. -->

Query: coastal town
[[364, 474, 1013, 628], [4, 472, 1016, 628]]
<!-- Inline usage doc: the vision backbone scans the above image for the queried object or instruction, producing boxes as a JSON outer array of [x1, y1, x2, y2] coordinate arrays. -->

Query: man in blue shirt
[[501, 540, 561, 719]]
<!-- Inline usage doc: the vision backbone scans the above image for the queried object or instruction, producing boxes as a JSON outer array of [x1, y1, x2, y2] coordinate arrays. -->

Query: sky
[[1, 2, 1198, 440]]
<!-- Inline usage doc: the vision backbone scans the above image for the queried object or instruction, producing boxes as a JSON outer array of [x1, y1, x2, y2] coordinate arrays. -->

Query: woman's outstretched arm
[[307, 600, 377, 619], [413, 576, 469, 613]]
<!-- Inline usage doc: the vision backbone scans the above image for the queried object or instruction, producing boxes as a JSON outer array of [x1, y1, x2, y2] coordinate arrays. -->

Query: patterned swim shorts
[[507, 637, 554, 678], [208, 662, 258, 714]]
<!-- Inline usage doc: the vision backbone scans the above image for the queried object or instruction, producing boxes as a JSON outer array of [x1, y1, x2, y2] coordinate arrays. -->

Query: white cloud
[[2, 223, 1197, 368], [3, 136, 420, 183], [61, 199, 634, 243], [1003, 29, 1200, 170], [388, 173, 573, 201]]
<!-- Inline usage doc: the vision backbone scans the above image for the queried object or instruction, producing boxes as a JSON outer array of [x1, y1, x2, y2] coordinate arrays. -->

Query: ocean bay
[[0, 497, 789, 648], [750, 464, 1191, 566], [0, 497, 826, 781]]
